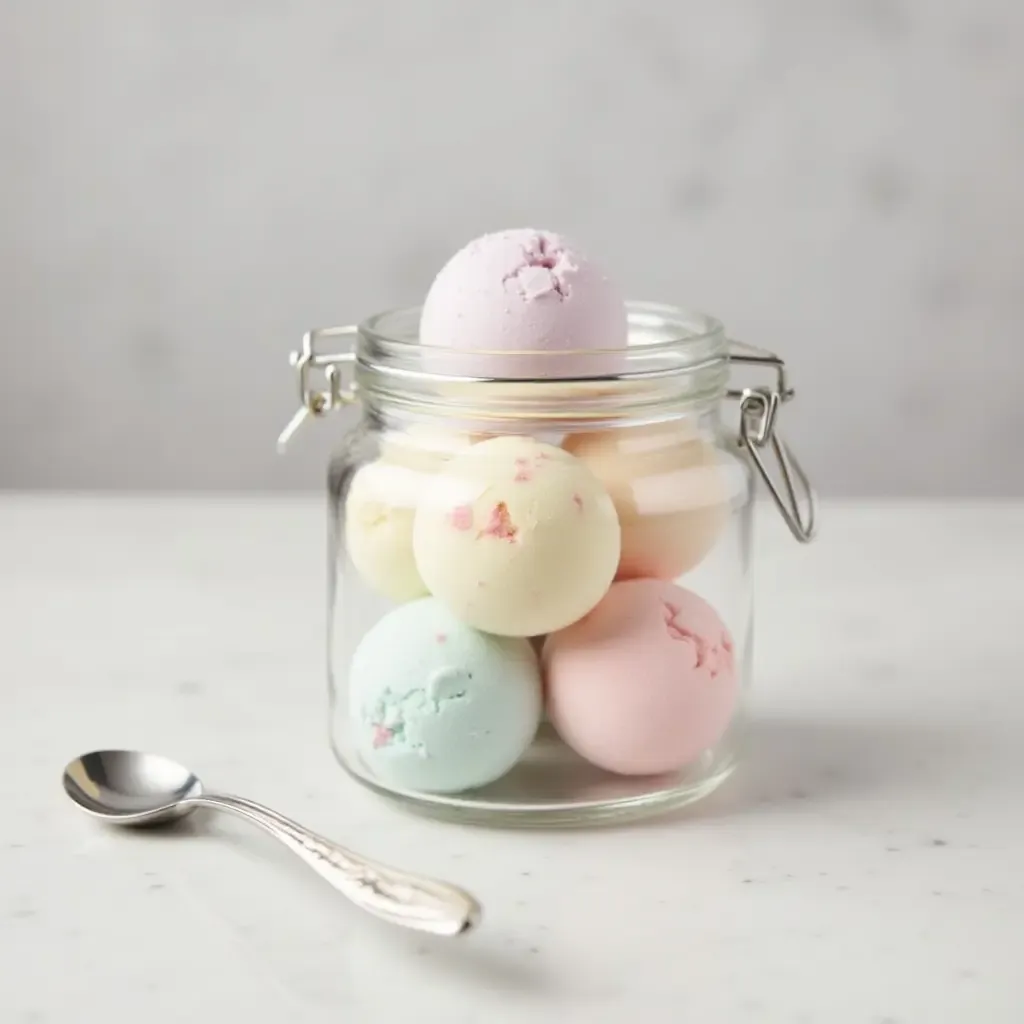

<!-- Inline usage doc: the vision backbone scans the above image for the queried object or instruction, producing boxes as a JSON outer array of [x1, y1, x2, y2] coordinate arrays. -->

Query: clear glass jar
[[280, 302, 815, 826]]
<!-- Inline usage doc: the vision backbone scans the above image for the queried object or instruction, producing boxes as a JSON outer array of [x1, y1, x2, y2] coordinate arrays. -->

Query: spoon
[[62, 749, 481, 937]]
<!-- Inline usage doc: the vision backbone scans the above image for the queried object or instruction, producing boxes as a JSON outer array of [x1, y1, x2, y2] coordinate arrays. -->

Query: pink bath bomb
[[419, 229, 628, 379], [543, 580, 737, 775]]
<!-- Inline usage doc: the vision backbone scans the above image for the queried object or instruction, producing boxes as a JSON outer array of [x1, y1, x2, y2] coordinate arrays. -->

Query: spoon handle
[[190, 792, 480, 936]]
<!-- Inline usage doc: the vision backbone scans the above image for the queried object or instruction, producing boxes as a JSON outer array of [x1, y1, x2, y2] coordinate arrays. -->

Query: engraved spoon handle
[[189, 792, 480, 936]]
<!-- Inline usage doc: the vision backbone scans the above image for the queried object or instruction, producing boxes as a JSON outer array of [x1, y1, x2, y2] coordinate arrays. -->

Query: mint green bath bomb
[[349, 598, 543, 794]]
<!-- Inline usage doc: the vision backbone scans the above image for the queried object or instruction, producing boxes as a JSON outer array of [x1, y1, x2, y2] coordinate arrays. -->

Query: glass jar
[[280, 302, 815, 826]]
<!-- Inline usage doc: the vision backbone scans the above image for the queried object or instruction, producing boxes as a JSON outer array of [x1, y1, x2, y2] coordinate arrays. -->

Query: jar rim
[[358, 300, 727, 379], [350, 301, 731, 427]]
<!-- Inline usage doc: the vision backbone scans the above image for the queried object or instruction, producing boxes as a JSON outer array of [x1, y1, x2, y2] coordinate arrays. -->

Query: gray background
[[2, 0, 1021, 496]]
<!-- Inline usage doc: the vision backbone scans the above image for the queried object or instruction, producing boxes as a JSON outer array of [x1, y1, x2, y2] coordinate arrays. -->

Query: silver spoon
[[62, 749, 481, 937]]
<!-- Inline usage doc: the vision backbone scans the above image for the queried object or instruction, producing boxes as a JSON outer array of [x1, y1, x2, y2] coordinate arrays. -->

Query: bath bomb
[[345, 459, 429, 603], [349, 598, 543, 793], [419, 229, 628, 379], [413, 435, 621, 636], [544, 580, 737, 775], [345, 430, 478, 602], [563, 423, 728, 580]]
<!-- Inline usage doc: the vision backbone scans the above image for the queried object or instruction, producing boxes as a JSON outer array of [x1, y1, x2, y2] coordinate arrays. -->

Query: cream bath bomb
[[544, 580, 738, 775], [419, 229, 628, 379], [345, 429, 479, 602], [345, 458, 428, 603], [563, 422, 728, 580], [412, 436, 620, 636]]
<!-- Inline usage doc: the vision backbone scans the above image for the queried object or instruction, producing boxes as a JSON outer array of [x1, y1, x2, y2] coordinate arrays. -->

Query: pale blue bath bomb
[[349, 598, 543, 793]]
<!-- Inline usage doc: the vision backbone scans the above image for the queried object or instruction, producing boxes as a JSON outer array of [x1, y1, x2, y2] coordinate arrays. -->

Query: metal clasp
[[276, 326, 358, 451], [727, 341, 817, 543]]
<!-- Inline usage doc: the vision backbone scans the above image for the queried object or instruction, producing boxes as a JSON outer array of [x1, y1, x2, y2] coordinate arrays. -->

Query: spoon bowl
[[63, 750, 203, 826]]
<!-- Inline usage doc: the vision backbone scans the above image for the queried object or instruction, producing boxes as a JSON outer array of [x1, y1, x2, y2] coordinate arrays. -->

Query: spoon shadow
[[95, 812, 208, 839], [369, 919, 558, 996]]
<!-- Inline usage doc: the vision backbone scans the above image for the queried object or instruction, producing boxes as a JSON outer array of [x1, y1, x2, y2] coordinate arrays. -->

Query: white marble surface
[[1, 496, 1022, 1022], [3, 2, 1024, 496]]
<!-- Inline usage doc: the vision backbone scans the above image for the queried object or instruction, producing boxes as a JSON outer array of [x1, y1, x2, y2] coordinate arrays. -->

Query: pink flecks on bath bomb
[[449, 504, 474, 531], [543, 579, 738, 776], [661, 600, 733, 678], [418, 229, 628, 380], [371, 724, 394, 749], [478, 502, 518, 542]]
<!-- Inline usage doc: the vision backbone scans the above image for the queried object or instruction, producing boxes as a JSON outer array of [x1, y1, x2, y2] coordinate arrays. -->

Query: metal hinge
[[727, 340, 816, 542], [276, 326, 358, 451]]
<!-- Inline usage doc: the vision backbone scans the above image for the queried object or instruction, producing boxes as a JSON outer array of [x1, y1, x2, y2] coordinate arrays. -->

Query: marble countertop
[[1, 496, 1021, 1023]]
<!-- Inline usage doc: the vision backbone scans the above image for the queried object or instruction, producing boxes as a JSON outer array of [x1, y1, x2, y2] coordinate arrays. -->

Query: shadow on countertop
[[655, 710, 974, 826]]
